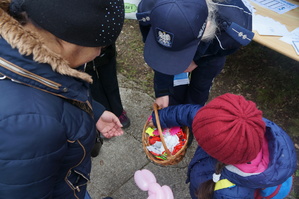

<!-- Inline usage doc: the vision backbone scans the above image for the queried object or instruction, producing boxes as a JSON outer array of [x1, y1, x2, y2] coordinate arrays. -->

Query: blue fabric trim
[[84, 191, 92, 199]]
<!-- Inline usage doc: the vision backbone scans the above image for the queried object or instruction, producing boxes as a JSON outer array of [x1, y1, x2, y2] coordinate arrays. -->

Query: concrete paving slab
[[88, 74, 197, 199], [88, 134, 149, 199]]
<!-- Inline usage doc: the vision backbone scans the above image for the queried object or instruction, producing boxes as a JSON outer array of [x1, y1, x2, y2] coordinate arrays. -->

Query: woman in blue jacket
[[0, 0, 124, 198], [151, 93, 297, 198]]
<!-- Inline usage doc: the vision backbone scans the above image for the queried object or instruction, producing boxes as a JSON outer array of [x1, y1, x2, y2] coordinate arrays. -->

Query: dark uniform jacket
[[137, 0, 254, 101]]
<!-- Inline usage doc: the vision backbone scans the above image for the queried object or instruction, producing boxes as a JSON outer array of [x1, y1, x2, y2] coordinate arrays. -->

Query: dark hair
[[196, 162, 226, 199]]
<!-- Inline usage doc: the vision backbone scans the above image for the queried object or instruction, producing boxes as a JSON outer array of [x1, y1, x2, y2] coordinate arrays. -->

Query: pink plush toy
[[134, 169, 174, 199]]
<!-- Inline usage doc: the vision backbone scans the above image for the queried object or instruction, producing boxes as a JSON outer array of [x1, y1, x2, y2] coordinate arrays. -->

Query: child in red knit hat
[[150, 93, 297, 199]]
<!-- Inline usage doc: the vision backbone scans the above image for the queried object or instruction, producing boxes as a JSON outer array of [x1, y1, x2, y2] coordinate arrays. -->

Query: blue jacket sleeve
[[92, 99, 106, 121], [152, 104, 202, 128]]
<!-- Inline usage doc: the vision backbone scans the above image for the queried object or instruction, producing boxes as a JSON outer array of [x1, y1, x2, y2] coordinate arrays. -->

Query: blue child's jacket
[[152, 104, 297, 198]]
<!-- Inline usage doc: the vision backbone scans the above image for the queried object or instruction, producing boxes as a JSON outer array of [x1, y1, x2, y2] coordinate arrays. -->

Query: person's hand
[[96, 111, 124, 138], [184, 61, 198, 72], [155, 96, 169, 108]]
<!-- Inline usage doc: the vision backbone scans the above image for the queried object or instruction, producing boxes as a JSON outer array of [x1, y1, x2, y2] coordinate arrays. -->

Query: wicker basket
[[142, 103, 189, 166]]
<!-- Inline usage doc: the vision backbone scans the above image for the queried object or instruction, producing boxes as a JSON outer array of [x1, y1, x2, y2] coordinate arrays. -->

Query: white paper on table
[[280, 27, 299, 44], [253, 14, 290, 36], [250, 0, 298, 14], [292, 41, 299, 55], [242, 0, 256, 13]]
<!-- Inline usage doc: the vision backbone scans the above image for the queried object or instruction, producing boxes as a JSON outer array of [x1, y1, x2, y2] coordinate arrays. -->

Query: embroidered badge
[[156, 28, 173, 48]]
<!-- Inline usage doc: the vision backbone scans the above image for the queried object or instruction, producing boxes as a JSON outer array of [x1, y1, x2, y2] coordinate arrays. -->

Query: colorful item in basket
[[149, 151, 168, 160], [145, 126, 155, 136], [146, 126, 186, 160], [153, 126, 182, 136]]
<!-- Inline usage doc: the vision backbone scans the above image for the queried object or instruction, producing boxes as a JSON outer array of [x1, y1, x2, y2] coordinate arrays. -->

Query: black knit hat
[[10, 0, 124, 47]]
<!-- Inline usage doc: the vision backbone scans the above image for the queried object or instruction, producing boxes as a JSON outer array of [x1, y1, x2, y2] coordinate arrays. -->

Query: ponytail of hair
[[196, 162, 226, 199]]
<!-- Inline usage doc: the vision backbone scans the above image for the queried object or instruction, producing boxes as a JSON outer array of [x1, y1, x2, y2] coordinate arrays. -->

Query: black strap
[[65, 98, 93, 118]]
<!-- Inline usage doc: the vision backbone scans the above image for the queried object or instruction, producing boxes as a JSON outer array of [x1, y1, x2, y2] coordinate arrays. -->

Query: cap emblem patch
[[156, 28, 173, 48]]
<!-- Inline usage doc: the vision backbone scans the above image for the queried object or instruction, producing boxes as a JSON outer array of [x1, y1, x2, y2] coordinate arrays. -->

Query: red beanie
[[192, 93, 266, 165]]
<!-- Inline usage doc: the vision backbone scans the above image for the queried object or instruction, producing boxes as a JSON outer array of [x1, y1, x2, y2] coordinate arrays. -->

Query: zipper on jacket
[[65, 140, 88, 197], [0, 58, 61, 90], [0, 73, 6, 79]]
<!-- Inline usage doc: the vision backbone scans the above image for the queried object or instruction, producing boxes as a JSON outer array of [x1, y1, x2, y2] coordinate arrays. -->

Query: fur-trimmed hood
[[0, 0, 92, 83]]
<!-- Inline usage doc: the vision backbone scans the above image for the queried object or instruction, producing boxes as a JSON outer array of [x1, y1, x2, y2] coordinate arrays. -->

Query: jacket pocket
[[66, 166, 91, 193], [65, 140, 91, 194]]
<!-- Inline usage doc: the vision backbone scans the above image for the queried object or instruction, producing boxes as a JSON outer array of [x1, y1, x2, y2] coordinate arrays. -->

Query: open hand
[[96, 111, 124, 138]]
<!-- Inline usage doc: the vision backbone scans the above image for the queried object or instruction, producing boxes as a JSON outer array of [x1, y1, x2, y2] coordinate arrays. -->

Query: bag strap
[[65, 98, 93, 118], [255, 184, 282, 199], [264, 184, 282, 199], [0, 71, 93, 118]]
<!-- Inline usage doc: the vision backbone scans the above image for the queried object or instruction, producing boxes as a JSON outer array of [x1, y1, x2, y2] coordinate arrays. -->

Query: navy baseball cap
[[138, 0, 208, 75]]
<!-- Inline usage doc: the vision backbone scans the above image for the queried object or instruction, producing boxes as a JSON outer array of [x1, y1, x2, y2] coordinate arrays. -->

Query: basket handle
[[153, 103, 172, 156]]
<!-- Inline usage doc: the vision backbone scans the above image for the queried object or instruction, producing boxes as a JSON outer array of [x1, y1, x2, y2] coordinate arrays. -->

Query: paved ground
[[88, 74, 198, 199]]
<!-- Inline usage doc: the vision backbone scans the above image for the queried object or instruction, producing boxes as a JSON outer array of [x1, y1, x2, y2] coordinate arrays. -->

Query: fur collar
[[0, 1, 92, 83]]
